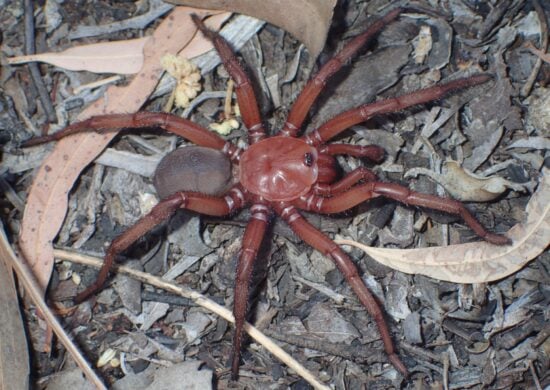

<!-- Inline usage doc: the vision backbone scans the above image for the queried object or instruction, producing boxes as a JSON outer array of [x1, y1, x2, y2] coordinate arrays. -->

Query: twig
[[443, 353, 450, 390], [181, 91, 229, 118], [401, 342, 443, 363], [528, 360, 543, 390], [0, 232, 106, 388], [0, 175, 25, 212], [53, 248, 331, 390], [24, 0, 56, 124], [224, 79, 234, 118], [72, 75, 123, 95], [263, 329, 387, 364], [521, 0, 548, 97]]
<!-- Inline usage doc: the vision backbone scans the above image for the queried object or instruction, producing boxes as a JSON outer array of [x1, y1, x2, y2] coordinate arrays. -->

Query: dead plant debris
[[0, 1, 548, 389]]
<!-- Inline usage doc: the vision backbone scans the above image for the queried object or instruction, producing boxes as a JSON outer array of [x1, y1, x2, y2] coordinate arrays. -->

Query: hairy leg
[[313, 167, 378, 196], [275, 203, 408, 376], [22, 112, 242, 159], [294, 182, 510, 245], [281, 8, 403, 137], [76, 187, 247, 302], [231, 203, 270, 379], [320, 144, 385, 162], [192, 15, 266, 143], [303, 75, 491, 146]]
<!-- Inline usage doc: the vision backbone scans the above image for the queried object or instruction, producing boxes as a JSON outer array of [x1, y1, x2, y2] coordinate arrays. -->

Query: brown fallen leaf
[[6, 38, 148, 74], [19, 7, 220, 292], [6, 13, 230, 75], [164, 0, 337, 59], [336, 168, 549, 283]]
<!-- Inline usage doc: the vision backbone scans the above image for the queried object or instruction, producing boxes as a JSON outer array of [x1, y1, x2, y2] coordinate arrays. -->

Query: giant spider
[[25, 8, 510, 379]]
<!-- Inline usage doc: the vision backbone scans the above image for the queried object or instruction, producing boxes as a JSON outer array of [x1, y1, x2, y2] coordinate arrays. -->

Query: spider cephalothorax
[[24, 8, 510, 380]]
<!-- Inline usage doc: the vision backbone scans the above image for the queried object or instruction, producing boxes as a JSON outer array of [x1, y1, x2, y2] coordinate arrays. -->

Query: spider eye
[[303, 152, 314, 167]]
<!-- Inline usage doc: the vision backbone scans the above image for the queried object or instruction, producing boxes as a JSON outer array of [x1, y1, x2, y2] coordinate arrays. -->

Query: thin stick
[[528, 360, 543, 390], [0, 234, 106, 389], [24, 0, 56, 123], [520, 0, 548, 97], [224, 79, 235, 118], [53, 249, 331, 390]]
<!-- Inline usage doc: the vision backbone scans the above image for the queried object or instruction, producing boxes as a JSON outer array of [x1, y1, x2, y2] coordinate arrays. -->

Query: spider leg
[[281, 8, 403, 137], [321, 144, 385, 162], [192, 15, 266, 144], [22, 112, 241, 160], [274, 203, 409, 376], [75, 186, 247, 303], [231, 203, 270, 380], [314, 167, 378, 196], [295, 182, 511, 245], [303, 75, 491, 146]]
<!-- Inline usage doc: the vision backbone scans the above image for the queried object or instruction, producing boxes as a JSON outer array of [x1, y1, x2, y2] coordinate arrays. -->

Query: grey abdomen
[[153, 146, 232, 199]]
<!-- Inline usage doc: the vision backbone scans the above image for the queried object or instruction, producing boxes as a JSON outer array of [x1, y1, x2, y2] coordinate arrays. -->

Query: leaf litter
[[18, 7, 222, 292], [1, 0, 548, 388]]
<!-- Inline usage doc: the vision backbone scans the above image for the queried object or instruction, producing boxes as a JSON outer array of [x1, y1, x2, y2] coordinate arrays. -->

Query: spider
[[25, 8, 510, 380]]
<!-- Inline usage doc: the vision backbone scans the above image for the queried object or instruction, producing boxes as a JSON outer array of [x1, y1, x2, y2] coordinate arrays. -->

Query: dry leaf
[[405, 160, 527, 202], [6, 13, 230, 75], [506, 136, 550, 150], [1, 226, 105, 387], [146, 361, 213, 390], [19, 7, 218, 292], [165, 0, 337, 59], [0, 225, 30, 390], [413, 25, 433, 64], [336, 168, 549, 283], [6, 38, 148, 74]]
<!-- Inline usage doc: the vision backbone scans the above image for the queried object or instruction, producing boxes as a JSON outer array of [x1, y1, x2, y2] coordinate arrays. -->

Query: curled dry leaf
[[19, 8, 219, 292], [405, 160, 527, 202], [6, 13, 230, 75], [164, 0, 337, 59], [336, 168, 549, 284]]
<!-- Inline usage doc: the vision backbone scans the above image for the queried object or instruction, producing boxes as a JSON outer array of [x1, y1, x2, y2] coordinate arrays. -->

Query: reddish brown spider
[[25, 8, 510, 379]]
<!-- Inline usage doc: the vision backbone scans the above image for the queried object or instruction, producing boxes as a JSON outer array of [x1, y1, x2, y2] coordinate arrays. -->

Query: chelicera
[[25, 8, 511, 379]]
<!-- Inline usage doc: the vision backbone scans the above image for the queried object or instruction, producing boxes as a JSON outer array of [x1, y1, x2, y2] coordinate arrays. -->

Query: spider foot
[[389, 353, 409, 377], [482, 232, 512, 246]]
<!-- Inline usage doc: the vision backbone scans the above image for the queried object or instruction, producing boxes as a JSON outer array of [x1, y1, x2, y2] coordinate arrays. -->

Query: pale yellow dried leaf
[[336, 168, 549, 283], [165, 0, 337, 58]]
